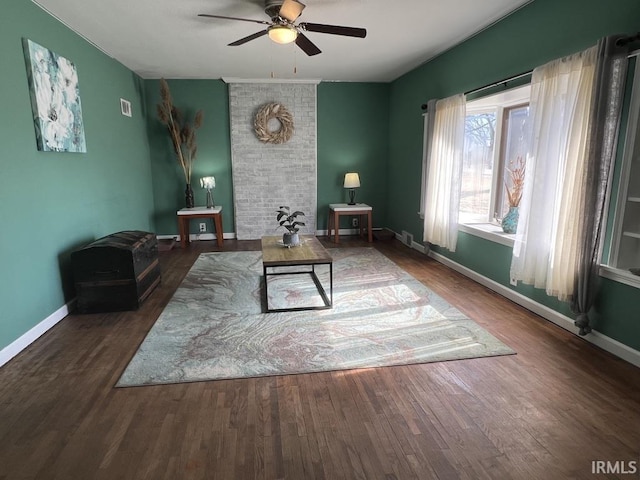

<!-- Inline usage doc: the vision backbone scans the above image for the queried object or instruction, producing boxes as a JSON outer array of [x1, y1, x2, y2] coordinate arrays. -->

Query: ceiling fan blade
[[198, 14, 271, 26], [279, 0, 305, 22], [299, 22, 367, 38], [295, 33, 321, 56], [229, 30, 268, 46]]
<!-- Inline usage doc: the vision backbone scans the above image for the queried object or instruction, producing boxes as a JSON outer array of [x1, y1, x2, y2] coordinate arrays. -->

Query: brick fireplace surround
[[227, 80, 318, 240]]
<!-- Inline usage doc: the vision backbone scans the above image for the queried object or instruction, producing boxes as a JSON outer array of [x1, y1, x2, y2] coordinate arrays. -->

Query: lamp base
[[206, 190, 214, 209], [348, 189, 356, 205]]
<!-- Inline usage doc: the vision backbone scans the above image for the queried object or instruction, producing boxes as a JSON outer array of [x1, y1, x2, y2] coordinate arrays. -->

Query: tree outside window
[[459, 85, 530, 225]]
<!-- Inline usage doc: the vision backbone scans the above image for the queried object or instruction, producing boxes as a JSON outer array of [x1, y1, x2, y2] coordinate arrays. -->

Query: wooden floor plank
[[1, 236, 640, 479]]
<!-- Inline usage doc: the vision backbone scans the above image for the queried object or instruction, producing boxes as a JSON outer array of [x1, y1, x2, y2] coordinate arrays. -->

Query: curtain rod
[[420, 70, 531, 110], [420, 32, 640, 111], [617, 32, 640, 47], [463, 70, 532, 96]]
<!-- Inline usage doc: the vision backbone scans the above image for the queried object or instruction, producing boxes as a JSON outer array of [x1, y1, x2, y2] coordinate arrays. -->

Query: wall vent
[[401, 230, 413, 247], [120, 98, 132, 117]]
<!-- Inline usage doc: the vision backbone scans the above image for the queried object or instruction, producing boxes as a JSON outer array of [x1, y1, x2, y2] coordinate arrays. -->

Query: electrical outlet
[[199, 223, 206, 232], [510, 277, 518, 286], [352, 218, 359, 228]]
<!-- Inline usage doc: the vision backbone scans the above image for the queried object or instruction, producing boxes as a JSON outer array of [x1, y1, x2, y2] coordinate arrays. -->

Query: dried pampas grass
[[157, 79, 204, 184], [506, 156, 526, 207]]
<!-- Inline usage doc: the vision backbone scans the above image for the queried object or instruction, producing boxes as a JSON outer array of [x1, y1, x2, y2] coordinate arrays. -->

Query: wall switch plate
[[199, 223, 206, 232]]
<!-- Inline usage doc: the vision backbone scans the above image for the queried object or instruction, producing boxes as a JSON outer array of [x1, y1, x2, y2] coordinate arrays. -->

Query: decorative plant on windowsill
[[276, 206, 306, 247], [501, 156, 526, 234], [156, 78, 204, 208]]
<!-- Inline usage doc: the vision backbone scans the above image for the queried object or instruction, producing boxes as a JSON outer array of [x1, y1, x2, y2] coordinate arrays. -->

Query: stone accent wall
[[228, 81, 317, 240]]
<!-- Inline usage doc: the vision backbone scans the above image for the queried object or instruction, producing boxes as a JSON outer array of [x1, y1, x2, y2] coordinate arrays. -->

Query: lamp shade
[[200, 176, 215, 189], [343, 173, 361, 189], [268, 25, 298, 44]]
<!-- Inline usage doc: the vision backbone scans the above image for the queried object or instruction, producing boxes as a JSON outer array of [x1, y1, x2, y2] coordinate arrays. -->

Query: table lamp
[[200, 176, 216, 208], [343, 172, 360, 205]]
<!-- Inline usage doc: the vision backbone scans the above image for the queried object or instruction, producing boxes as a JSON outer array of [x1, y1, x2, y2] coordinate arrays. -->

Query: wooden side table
[[328, 203, 373, 243], [177, 206, 224, 248]]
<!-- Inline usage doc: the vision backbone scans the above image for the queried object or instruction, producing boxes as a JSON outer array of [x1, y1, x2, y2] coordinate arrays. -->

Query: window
[[459, 85, 530, 225], [461, 110, 496, 222], [601, 58, 640, 289]]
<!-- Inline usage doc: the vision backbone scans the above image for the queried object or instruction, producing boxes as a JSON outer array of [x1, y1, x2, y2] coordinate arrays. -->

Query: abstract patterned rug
[[117, 248, 515, 387]]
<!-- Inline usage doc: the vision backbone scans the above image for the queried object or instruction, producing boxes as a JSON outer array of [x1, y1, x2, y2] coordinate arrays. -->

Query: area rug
[[116, 248, 514, 387]]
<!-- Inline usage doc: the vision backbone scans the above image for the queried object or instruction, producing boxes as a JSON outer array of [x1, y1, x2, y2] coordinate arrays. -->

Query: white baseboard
[[157, 233, 236, 241], [160, 231, 401, 242], [386, 227, 640, 367], [427, 249, 640, 368], [0, 299, 75, 368], [316, 227, 382, 237], [393, 231, 428, 254], [5, 234, 635, 371]]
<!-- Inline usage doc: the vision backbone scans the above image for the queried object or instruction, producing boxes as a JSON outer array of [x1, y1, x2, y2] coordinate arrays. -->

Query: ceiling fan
[[198, 0, 367, 56]]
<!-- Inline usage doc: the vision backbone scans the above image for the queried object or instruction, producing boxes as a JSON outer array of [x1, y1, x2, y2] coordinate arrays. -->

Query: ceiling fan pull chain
[[270, 47, 274, 78]]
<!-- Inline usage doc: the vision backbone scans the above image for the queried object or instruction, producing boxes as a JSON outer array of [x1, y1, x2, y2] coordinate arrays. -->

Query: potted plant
[[501, 156, 526, 234], [276, 206, 306, 246]]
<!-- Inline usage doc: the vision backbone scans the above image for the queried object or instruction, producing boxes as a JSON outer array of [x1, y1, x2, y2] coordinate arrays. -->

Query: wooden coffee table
[[261, 235, 333, 313]]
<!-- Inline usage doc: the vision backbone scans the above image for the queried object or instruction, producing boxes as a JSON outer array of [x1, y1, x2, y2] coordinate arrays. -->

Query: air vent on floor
[[401, 231, 413, 247]]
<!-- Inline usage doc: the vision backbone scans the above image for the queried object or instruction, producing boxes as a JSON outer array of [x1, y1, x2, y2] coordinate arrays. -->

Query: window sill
[[598, 265, 640, 289], [422, 215, 640, 288], [455, 229, 640, 288], [458, 223, 515, 248]]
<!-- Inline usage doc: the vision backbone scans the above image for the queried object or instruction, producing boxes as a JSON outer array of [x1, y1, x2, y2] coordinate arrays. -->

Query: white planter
[[282, 232, 300, 246]]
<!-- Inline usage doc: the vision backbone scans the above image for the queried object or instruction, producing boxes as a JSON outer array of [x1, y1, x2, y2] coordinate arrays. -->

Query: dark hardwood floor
[[1, 237, 640, 479]]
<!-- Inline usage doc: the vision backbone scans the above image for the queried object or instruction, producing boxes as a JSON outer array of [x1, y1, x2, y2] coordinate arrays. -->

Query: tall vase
[[502, 206, 519, 234], [185, 183, 195, 208]]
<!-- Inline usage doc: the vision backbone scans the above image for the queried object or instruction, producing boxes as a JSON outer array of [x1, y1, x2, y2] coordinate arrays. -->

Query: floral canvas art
[[23, 39, 86, 152]]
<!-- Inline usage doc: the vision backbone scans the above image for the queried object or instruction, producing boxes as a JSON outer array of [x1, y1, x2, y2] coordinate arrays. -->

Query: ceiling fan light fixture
[[268, 25, 298, 44]]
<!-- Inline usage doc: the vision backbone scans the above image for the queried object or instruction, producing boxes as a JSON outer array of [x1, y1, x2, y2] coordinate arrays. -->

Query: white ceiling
[[32, 0, 533, 83]]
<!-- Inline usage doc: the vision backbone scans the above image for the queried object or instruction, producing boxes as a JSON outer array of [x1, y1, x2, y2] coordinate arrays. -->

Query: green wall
[[0, 1, 154, 351], [143, 80, 391, 235], [0, 18, 391, 354], [144, 79, 234, 235], [387, 0, 640, 349], [3, 0, 639, 358], [317, 82, 390, 230]]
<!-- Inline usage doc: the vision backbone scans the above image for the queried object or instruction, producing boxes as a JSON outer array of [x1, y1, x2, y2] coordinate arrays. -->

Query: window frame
[[495, 102, 530, 219], [459, 105, 501, 224], [460, 84, 531, 228]]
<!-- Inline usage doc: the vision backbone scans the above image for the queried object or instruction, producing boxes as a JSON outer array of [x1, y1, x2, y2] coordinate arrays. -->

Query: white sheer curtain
[[423, 94, 466, 252], [510, 46, 598, 300]]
